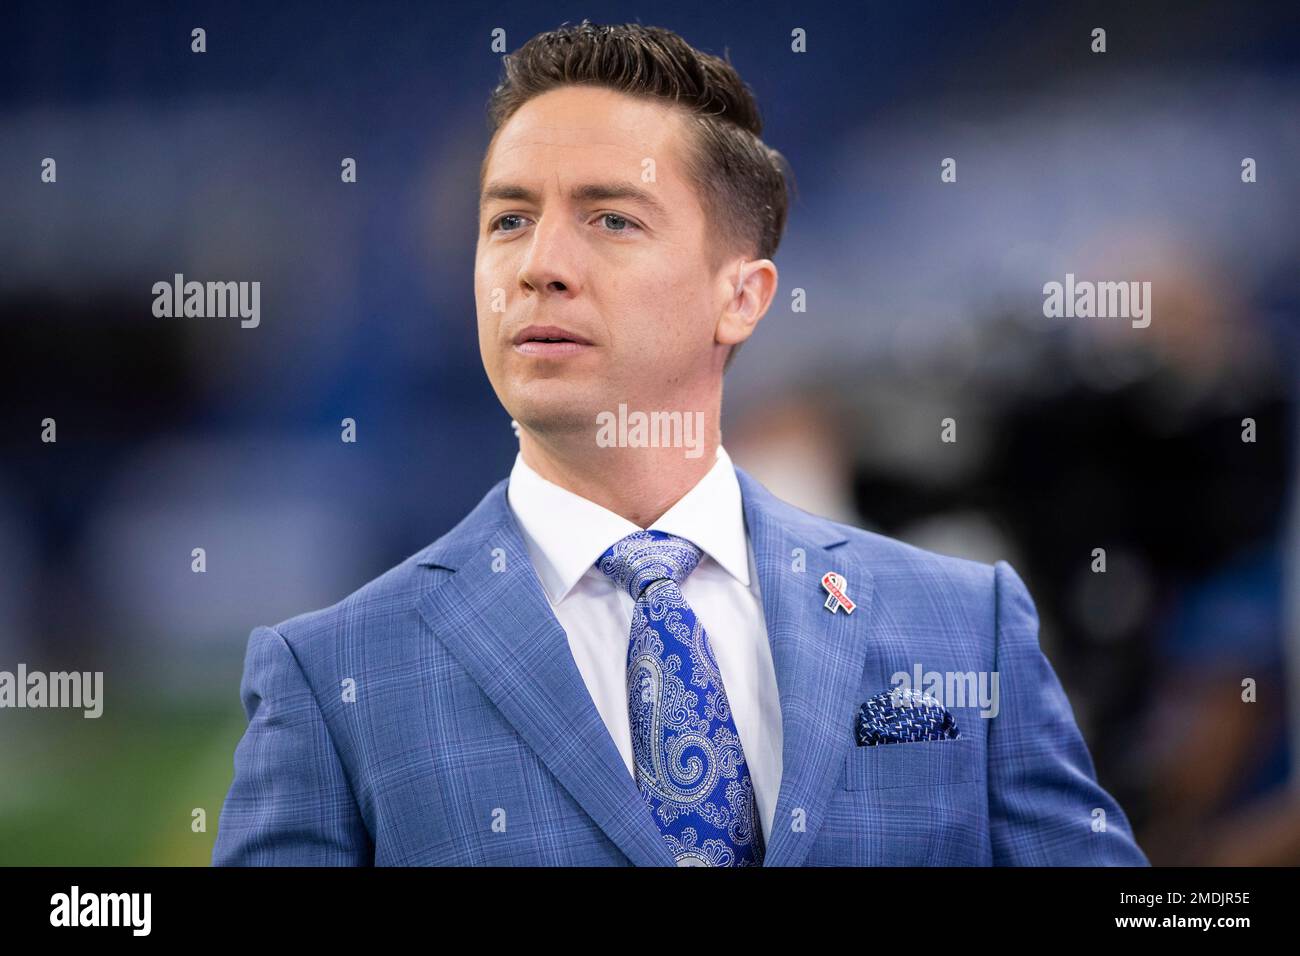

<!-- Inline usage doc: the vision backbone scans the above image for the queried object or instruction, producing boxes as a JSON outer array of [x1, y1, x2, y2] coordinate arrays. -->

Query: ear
[[715, 257, 779, 348]]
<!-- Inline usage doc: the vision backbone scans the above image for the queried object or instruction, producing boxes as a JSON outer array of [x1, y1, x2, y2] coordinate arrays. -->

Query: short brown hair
[[482, 20, 792, 370]]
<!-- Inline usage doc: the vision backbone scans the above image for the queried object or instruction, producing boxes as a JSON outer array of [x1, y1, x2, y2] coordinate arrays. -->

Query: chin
[[508, 395, 599, 436]]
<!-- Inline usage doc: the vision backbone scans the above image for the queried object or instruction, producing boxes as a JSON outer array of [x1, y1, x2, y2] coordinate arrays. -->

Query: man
[[213, 21, 1148, 866]]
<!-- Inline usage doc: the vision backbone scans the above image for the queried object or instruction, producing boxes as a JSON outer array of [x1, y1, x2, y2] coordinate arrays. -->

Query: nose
[[517, 213, 578, 298]]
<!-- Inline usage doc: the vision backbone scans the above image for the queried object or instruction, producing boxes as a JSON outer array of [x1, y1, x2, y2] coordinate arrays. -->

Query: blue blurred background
[[1, 0, 1297, 864]]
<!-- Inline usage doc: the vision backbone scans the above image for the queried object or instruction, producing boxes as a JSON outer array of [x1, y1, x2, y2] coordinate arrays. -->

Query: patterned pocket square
[[855, 688, 961, 746]]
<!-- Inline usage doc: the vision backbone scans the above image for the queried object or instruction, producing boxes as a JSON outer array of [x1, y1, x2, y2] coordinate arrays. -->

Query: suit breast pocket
[[839, 736, 983, 791]]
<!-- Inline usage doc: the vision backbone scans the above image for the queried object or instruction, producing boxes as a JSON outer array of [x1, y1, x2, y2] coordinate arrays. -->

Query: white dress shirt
[[506, 445, 782, 844]]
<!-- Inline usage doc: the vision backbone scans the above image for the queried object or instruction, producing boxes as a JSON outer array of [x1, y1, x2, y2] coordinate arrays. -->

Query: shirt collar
[[507, 445, 751, 604]]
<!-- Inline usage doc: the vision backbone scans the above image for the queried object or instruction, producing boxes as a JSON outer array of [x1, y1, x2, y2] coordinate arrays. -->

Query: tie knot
[[596, 529, 703, 600]]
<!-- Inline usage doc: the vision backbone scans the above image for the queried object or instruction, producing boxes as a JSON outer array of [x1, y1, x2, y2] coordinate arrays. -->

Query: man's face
[[475, 85, 732, 437]]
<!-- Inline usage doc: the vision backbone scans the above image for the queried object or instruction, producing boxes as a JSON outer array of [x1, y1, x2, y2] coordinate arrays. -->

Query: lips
[[512, 324, 594, 346]]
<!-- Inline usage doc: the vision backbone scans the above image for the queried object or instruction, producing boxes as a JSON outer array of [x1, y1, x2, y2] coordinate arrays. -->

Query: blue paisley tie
[[596, 529, 765, 867]]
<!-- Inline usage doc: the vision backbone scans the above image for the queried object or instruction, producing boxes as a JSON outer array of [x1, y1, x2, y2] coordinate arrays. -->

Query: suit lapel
[[414, 483, 677, 867], [735, 468, 878, 868]]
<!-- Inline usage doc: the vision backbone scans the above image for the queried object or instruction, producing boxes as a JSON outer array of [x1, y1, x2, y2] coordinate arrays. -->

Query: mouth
[[512, 324, 595, 357]]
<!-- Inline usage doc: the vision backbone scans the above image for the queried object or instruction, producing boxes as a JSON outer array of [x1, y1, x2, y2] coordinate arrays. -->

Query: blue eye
[[493, 214, 526, 233], [600, 213, 638, 232], [489, 212, 641, 235]]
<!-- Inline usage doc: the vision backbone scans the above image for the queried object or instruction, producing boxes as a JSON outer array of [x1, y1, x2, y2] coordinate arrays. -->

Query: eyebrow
[[480, 180, 668, 219]]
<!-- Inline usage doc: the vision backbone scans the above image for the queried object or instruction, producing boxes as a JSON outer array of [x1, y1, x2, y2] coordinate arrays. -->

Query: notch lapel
[[414, 484, 676, 867], [735, 468, 878, 868]]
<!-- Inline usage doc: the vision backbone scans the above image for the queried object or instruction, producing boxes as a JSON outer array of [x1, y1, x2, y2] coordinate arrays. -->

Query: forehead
[[482, 86, 695, 191]]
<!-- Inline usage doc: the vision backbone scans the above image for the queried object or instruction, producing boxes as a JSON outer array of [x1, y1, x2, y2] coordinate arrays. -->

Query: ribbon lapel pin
[[821, 571, 856, 614]]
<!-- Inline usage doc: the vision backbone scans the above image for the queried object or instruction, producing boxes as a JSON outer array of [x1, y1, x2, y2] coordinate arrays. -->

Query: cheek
[[474, 239, 505, 293], [474, 262, 503, 327], [648, 272, 714, 350], [473, 257, 490, 308], [621, 260, 704, 331]]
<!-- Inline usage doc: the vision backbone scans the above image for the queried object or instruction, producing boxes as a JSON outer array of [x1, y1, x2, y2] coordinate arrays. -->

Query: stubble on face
[[474, 86, 726, 446]]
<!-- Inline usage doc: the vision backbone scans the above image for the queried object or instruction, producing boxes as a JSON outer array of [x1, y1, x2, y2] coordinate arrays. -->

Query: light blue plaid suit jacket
[[212, 467, 1149, 866]]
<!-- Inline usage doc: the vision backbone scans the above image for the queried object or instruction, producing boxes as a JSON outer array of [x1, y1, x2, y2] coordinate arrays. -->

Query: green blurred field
[[0, 701, 246, 865]]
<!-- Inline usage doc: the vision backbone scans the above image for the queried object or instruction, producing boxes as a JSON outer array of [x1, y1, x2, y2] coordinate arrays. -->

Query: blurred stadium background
[[1, 0, 1297, 864]]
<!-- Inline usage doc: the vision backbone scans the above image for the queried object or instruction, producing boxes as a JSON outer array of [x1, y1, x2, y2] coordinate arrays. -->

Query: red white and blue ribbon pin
[[821, 571, 856, 614]]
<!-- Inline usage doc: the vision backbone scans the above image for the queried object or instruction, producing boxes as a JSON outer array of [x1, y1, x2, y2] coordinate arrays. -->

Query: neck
[[518, 413, 721, 528]]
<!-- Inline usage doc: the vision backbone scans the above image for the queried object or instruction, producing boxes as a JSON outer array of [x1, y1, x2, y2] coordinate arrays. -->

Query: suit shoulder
[[740, 468, 997, 598], [266, 541, 445, 655], [840, 518, 993, 581], [263, 477, 507, 658], [820, 514, 1001, 612], [744, 468, 999, 602], [824, 520, 1010, 661]]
